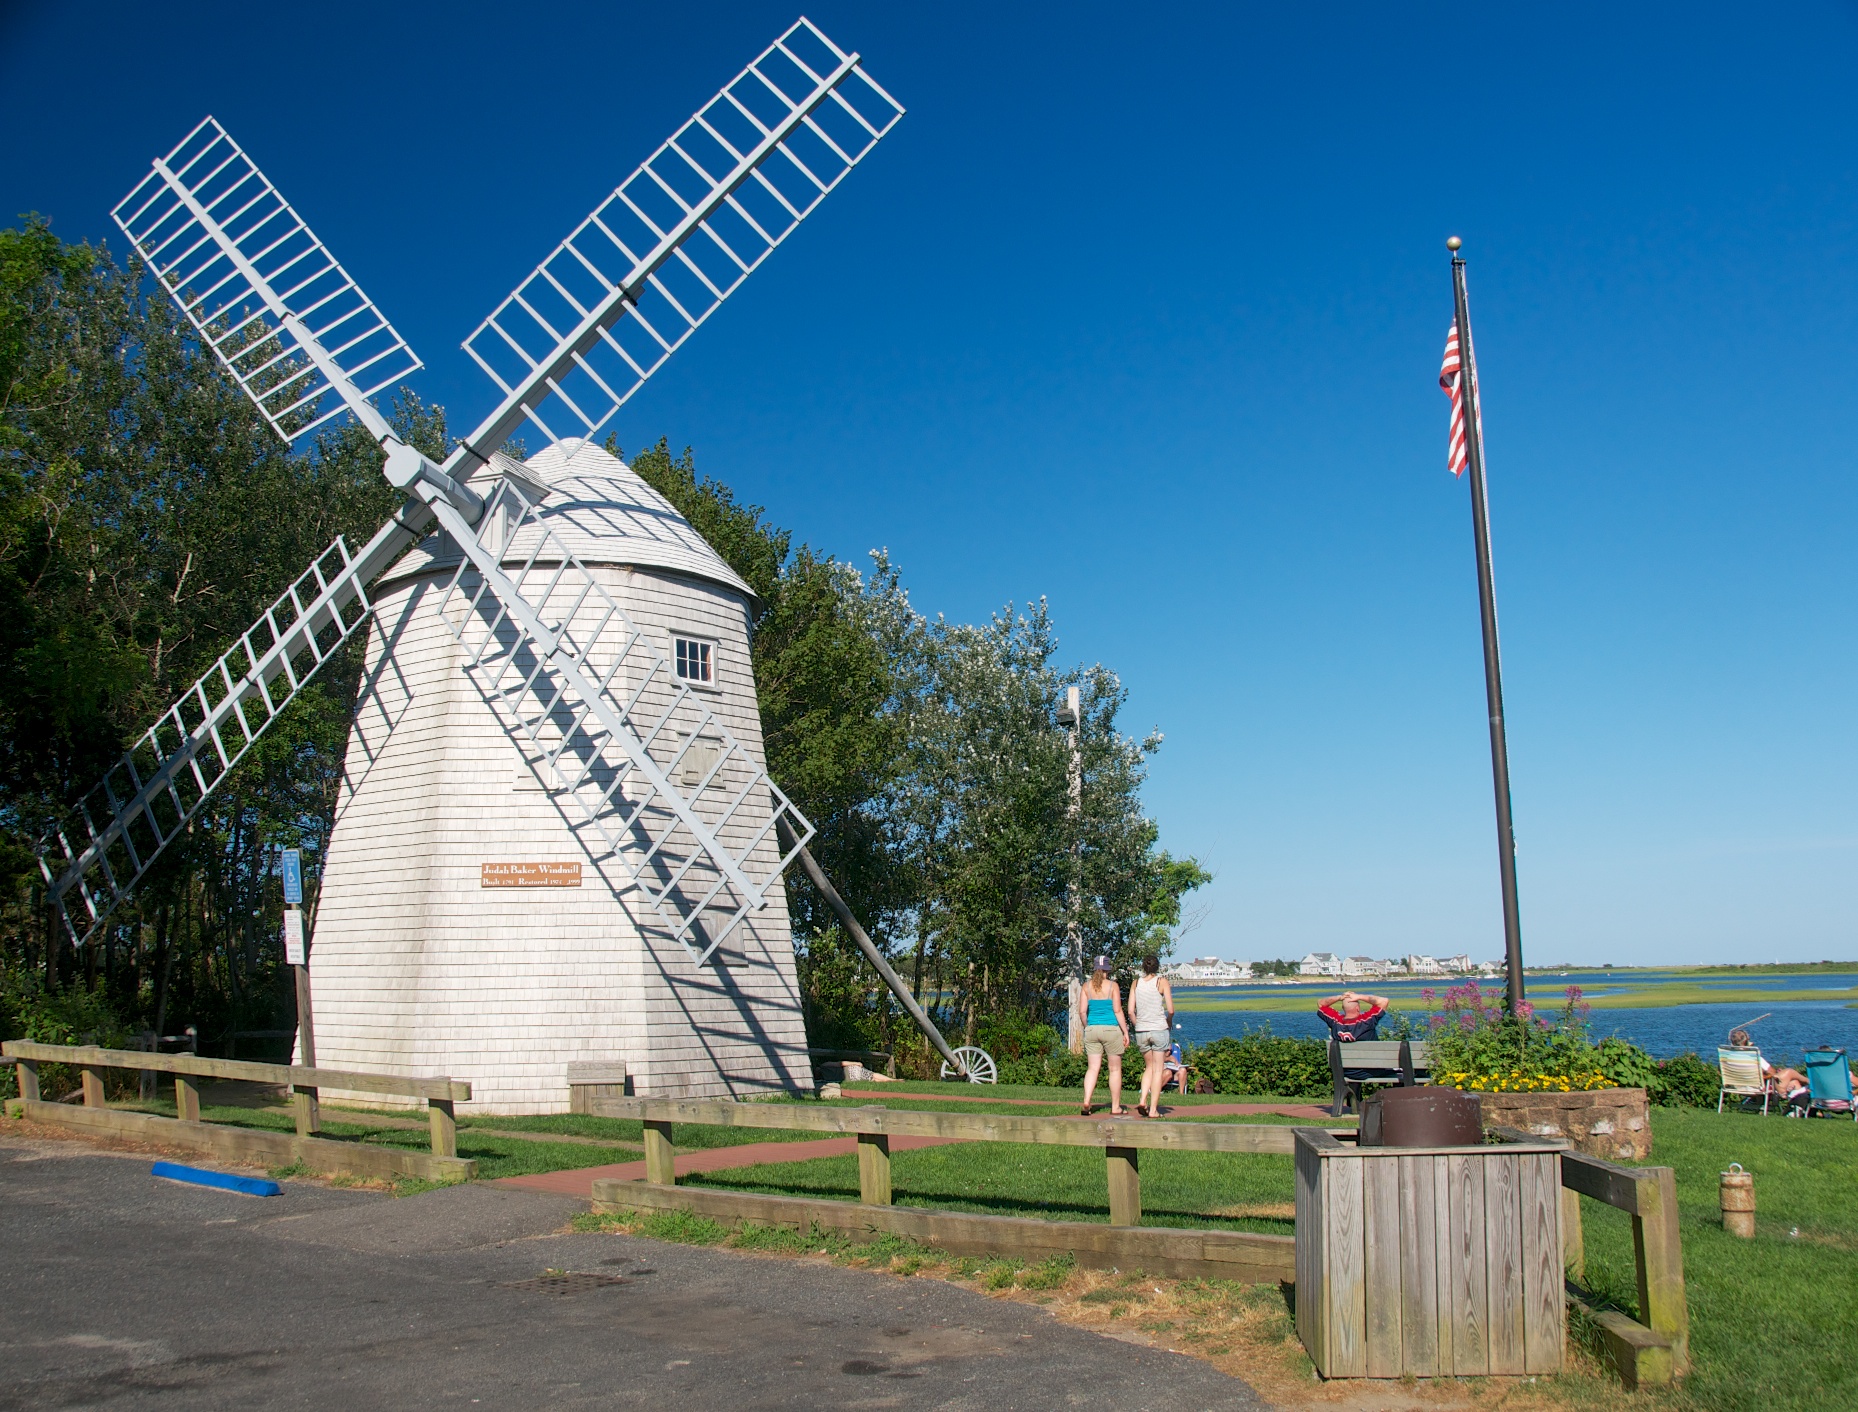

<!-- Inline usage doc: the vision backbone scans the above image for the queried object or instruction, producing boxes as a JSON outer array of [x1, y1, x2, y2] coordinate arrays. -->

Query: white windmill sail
[[458, 16, 903, 453], [40, 537, 377, 945], [42, 16, 901, 960], [112, 116, 422, 447]]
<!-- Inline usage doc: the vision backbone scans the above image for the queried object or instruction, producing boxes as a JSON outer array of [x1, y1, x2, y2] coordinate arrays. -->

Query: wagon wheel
[[940, 1046, 997, 1084]]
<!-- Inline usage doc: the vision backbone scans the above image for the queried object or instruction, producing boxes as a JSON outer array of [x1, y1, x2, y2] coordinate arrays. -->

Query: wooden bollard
[[1720, 1162, 1754, 1237]]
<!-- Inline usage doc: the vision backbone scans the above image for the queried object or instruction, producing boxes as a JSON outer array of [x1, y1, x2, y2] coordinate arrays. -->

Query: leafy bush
[[0, 970, 132, 1101], [1594, 1035, 1658, 1091], [986, 1017, 1088, 1086], [0, 970, 129, 1048], [1648, 1051, 1720, 1107], [996, 1048, 1089, 1087], [1188, 1027, 1329, 1099]]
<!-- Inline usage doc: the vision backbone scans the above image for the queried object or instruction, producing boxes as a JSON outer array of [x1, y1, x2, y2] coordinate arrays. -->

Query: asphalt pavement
[[1, 1133, 1271, 1410]]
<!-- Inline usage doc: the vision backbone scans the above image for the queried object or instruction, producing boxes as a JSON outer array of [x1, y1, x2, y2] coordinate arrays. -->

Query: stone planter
[[1476, 1087, 1650, 1161]]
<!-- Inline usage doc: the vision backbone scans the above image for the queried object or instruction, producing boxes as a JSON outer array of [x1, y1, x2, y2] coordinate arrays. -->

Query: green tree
[[0, 216, 424, 1048]]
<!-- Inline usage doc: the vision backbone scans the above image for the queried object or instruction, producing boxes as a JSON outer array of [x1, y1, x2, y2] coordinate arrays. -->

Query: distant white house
[[1406, 954, 1448, 976], [1167, 957, 1253, 983], [1299, 952, 1343, 978], [1439, 954, 1473, 974], [1343, 955, 1390, 978]]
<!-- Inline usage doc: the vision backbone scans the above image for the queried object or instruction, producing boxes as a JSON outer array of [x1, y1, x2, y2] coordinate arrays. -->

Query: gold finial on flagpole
[[1446, 236, 1463, 252]]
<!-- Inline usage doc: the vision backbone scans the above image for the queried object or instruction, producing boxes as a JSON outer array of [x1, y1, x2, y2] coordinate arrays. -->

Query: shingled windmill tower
[[42, 19, 905, 1110], [312, 439, 801, 1107]]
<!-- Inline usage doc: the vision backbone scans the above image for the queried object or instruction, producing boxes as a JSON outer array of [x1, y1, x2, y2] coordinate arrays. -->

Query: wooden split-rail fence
[[579, 1093, 1328, 1283], [579, 1094, 1686, 1388], [1555, 1138, 1689, 1388], [4, 1039, 475, 1183]]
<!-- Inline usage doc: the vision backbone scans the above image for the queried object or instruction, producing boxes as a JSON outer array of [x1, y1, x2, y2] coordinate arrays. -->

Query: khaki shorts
[[1084, 1025, 1126, 1058], [1135, 1029, 1170, 1054]]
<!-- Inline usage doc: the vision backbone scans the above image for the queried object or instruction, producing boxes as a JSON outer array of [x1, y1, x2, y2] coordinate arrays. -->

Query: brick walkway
[[495, 1134, 960, 1200]]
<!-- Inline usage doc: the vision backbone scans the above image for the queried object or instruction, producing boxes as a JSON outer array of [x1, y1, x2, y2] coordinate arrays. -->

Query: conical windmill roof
[[381, 438, 753, 598]]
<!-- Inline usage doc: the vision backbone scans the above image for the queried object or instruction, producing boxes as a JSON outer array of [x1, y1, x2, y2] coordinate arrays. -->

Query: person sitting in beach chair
[[1719, 1034, 1770, 1114], [1162, 1042, 1188, 1095], [1803, 1048, 1856, 1121], [1778, 1073, 1812, 1115], [1723, 1029, 1809, 1114]]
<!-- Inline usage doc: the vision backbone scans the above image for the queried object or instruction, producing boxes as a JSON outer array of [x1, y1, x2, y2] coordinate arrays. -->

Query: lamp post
[[1057, 686, 1083, 1054]]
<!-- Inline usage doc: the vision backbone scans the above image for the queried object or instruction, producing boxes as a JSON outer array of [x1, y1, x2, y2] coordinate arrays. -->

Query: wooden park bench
[[1327, 1038, 1431, 1117]]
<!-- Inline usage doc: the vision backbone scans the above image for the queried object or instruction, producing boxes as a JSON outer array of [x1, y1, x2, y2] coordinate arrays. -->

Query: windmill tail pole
[[778, 818, 966, 1075]]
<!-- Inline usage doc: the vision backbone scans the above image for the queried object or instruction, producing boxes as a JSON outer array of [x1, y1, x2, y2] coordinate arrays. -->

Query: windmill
[[39, 18, 992, 1104]]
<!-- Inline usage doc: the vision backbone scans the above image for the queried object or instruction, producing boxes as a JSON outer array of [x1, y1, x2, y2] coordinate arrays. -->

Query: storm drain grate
[[502, 1272, 628, 1296]]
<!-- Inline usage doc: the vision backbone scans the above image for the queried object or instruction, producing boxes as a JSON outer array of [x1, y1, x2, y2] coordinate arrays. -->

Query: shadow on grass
[[684, 1170, 1296, 1233]]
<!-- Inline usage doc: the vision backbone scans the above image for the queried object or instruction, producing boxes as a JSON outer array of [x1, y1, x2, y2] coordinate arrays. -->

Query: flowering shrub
[[1423, 982, 1659, 1096], [1423, 981, 1594, 1077], [1440, 1070, 1614, 1094]]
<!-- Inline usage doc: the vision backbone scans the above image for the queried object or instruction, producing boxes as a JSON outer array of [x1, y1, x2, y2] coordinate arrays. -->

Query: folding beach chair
[[1803, 1047, 1856, 1121], [1717, 1047, 1769, 1114]]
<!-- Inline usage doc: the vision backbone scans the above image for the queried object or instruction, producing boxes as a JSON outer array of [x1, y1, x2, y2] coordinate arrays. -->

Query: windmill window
[[673, 636, 714, 686], [676, 733, 724, 790]]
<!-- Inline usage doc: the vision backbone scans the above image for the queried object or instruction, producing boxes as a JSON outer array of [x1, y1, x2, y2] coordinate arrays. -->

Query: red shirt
[[1319, 1002, 1385, 1042]]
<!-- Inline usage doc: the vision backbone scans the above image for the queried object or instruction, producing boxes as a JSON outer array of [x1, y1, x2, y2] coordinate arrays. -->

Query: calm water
[[1172, 970, 1858, 1063]]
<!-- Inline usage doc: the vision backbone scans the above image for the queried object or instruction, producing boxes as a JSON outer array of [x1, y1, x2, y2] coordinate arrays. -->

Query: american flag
[[1439, 323, 1468, 477]]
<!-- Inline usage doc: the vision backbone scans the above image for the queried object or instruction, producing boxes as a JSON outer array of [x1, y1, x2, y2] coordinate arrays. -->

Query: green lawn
[[1572, 1107, 1858, 1412], [689, 1140, 1298, 1234]]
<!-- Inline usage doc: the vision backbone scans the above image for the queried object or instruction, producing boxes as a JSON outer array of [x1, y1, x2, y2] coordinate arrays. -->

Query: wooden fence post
[[428, 1099, 457, 1158], [293, 1085, 319, 1137], [81, 1066, 106, 1107], [643, 1120, 676, 1185], [15, 1058, 38, 1103], [1107, 1146, 1140, 1226], [175, 1075, 201, 1123], [1633, 1168, 1689, 1378], [857, 1132, 892, 1205], [1560, 1185, 1584, 1280]]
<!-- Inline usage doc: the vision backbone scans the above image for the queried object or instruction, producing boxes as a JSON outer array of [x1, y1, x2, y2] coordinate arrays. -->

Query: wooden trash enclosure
[[1294, 1127, 1567, 1379], [4, 1039, 474, 1183]]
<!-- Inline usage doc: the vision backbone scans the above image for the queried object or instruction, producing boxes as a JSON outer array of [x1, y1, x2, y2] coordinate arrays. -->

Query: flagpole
[[1448, 238, 1526, 1013]]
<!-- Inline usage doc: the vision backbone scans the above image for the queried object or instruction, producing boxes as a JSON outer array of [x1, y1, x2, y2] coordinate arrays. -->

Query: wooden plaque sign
[[481, 861, 583, 888]]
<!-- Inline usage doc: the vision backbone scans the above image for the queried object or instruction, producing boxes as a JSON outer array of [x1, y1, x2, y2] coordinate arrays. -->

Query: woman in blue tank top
[[1075, 955, 1130, 1116]]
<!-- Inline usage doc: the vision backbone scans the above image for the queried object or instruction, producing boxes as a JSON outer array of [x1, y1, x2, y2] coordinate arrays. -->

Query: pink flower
[[1565, 986, 1583, 1001]]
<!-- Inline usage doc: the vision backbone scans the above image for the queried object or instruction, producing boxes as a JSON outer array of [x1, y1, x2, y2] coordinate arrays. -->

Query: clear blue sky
[[4, 3, 1854, 966]]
